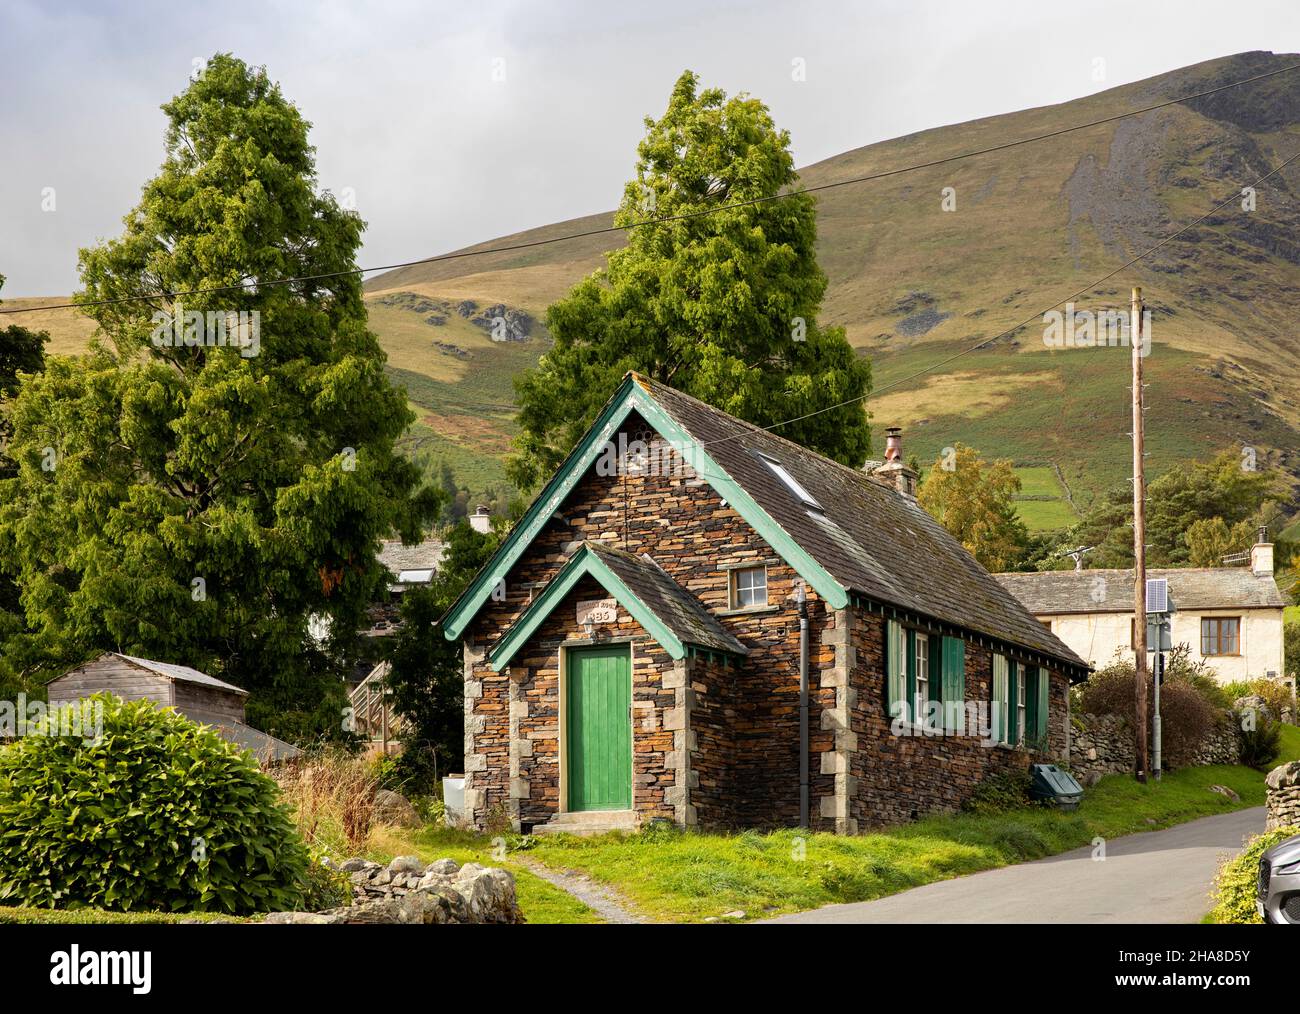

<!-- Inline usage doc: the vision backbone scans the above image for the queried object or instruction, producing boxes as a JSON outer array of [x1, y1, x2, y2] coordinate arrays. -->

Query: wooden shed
[[47, 652, 300, 762]]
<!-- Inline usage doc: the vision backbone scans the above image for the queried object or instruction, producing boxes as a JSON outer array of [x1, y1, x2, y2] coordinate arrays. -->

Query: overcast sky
[[3, 0, 1299, 296]]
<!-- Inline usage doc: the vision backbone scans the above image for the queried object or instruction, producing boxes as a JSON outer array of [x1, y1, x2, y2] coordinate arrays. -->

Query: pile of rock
[[265, 856, 524, 924], [1266, 761, 1300, 832], [470, 303, 531, 341]]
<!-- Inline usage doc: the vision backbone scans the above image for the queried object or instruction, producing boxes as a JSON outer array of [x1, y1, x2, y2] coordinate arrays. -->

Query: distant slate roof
[[994, 567, 1287, 615], [113, 653, 248, 695], [636, 377, 1087, 671], [586, 543, 748, 657], [378, 539, 446, 586]]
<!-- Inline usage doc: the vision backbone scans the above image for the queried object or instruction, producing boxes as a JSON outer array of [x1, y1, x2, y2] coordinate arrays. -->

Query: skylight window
[[757, 452, 823, 512]]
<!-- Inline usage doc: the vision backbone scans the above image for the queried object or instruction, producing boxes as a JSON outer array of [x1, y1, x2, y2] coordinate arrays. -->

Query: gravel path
[[516, 858, 645, 924]]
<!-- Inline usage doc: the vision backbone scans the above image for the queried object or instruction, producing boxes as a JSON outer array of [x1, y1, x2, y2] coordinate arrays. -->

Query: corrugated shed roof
[[993, 567, 1287, 614], [634, 376, 1087, 671], [586, 542, 748, 656], [113, 653, 248, 695], [184, 709, 301, 762]]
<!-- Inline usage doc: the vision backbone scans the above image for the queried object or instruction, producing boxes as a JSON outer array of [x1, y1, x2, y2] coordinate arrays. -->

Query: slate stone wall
[[845, 609, 1069, 829], [462, 421, 828, 830], [1068, 711, 1242, 784]]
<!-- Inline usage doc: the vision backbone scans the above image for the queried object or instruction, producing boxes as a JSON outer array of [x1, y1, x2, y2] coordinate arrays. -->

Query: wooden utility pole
[[1131, 286, 1149, 783]]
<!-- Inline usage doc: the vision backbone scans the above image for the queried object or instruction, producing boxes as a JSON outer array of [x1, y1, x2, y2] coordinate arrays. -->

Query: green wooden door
[[566, 645, 632, 811]]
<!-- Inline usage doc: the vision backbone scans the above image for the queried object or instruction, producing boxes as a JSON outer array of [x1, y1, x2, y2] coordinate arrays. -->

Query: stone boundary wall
[[1266, 761, 1300, 832], [1069, 711, 1241, 784]]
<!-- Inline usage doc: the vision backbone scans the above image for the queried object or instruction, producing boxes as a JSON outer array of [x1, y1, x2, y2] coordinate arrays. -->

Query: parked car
[[1259, 833, 1300, 924]]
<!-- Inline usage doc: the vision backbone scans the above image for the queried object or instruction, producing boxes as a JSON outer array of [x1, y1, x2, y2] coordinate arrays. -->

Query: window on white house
[[757, 453, 823, 512], [1200, 617, 1240, 656], [730, 566, 768, 609]]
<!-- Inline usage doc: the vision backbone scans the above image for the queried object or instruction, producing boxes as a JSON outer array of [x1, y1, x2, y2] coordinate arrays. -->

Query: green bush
[[1239, 715, 1283, 770], [1077, 647, 1220, 767], [1222, 677, 1293, 721], [963, 771, 1035, 815], [1207, 824, 1300, 923], [0, 694, 313, 914]]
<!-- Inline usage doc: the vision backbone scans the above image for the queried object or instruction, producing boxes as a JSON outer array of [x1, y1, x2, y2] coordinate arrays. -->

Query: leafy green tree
[[1185, 517, 1256, 568], [385, 520, 503, 791], [1070, 450, 1283, 568], [510, 70, 871, 489], [917, 443, 1029, 572], [0, 55, 437, 737], [0, 276, 50, 696], [0, 276, 48, 481]]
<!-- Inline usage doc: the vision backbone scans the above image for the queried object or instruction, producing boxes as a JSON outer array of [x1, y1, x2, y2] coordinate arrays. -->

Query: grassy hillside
[[18, 51, 1300, 525]]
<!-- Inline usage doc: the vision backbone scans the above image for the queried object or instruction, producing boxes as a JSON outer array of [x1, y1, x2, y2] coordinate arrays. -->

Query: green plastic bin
[[1029, 763, 1084, 811]]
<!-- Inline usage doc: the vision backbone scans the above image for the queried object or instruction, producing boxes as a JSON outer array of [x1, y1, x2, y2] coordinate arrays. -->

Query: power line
[[696, 146, 1300, 449], [5, 59, 1300, 318]]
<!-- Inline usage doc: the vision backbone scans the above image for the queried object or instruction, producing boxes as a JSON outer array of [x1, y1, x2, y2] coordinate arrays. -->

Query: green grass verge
[[470, 761, 1283, 923], [0, 907, 246, 925], [1276, 722, 1300, 765]]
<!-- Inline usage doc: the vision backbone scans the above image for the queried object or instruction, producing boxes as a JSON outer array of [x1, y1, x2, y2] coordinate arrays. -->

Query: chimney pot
[[1251, 535, 1273, 577], [469, 505, 492, 534], [884, 426, 903, 462], [871, 426, 918, 499]]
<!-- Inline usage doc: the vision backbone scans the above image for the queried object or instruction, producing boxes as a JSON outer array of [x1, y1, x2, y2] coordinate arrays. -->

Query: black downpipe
[[797, 582, 809, 830]]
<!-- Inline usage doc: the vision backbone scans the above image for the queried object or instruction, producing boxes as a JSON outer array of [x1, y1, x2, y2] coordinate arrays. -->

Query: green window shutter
[[991, 654, 1006, 743], [942, 636, 966, 733], [1036, 666, 1050, 745], [928, 635, 942, 705], [885, 619, 903, 721]]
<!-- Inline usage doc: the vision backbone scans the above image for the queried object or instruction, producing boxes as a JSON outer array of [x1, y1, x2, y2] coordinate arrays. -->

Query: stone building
[[442, 373, 1088, 834], [994, 548, 1287, 684]]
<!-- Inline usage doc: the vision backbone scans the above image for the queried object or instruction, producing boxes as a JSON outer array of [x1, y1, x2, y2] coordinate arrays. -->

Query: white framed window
[[915, 634, 930, 723], [756, 453, 823, 512], [730, 566, 768, 609], [1016, 669, 1026, 744]]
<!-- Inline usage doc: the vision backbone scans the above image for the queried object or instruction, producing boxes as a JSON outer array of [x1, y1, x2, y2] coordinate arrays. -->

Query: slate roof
[[114, 653, 248, 695], [378, 539, 446, 586], [994, 567, 1287, 615], [585, 542, 748, 656], [633, 376, 1087, 672]]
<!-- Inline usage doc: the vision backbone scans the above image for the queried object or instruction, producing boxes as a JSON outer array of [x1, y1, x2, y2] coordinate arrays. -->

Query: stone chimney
[[1251, 525, 1273, 576], [469, 505, 492, 534], [871, 426, 918, 499]]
